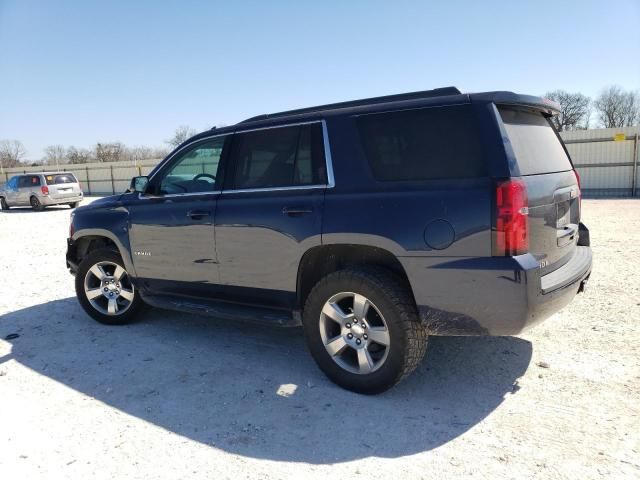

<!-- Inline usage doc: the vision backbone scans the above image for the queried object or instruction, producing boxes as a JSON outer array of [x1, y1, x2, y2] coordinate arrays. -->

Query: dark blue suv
[[66, 87, 592, 393]]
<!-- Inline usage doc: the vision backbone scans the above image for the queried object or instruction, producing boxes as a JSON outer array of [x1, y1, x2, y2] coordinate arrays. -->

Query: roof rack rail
[[239, 86, 462, 124]]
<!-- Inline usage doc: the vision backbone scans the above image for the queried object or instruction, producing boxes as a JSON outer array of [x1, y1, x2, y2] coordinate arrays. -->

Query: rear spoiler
[[470, 91, 560, 116]]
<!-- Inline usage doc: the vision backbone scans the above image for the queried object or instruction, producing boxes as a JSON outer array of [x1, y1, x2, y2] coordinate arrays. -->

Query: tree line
[[0, 125, 197, 169], [544, 85, 638, 131]]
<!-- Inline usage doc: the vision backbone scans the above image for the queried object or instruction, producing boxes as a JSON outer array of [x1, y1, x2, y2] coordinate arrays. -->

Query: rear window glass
[[45, 173, 77, 185], [356, 105, 487, 181], [499, 108, 572, 175]]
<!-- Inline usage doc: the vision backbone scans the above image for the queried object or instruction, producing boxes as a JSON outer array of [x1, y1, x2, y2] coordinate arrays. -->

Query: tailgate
[[499, 107, 580, 275], [45, 173, 81, 199]]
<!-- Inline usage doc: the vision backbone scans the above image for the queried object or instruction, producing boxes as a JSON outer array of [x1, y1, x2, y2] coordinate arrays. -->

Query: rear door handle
[[282, 207, 313, 216], [187, 210, 210, 219]]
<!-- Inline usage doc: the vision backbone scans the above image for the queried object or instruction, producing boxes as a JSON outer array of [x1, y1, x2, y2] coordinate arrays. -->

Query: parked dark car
[[66, 87, 592, 393]]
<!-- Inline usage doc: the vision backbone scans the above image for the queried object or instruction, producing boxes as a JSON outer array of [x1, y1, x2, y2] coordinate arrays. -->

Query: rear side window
[[18, 175, 41, 187], [46, 173, 77, 185], [356, 105, 487, 181], [499, 108, 572, 175], [229, 123, 326, 189]]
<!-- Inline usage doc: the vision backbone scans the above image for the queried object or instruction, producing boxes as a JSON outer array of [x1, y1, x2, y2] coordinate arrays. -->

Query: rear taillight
[[493, 179, 529, 256], [574, 169, 582, 210], [41, 185, 49, 195]]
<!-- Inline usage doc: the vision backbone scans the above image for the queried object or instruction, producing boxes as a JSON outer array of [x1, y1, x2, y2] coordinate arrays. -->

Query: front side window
[[157, 136, 227, 195], [229, 123, 326, 189], [356, 105, 487, 181], [8, 176, 19, 189]]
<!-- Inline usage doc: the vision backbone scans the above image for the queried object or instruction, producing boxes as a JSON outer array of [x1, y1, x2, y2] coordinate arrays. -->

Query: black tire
[[30, 196, 44, 211], [75, 247, 144, 325], [303, 268, 428, 394], [0, 197, 9, 210], [69, 202, 79, 208]]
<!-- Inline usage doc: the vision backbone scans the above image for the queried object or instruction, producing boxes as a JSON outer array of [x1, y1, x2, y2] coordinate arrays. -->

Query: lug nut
[[103, 287, 108, 292], [347, 333, 353, 339], [361, 323, 366, 329], [109, 292, 113, 297], [356, 338, 362, 345], [346, 323, 351, 329], [363, 334, 368, 340]]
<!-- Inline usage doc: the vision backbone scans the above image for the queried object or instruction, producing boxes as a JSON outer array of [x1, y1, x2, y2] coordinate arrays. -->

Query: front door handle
[[282, 207, 313, 216], [187, 210, 210, 219]]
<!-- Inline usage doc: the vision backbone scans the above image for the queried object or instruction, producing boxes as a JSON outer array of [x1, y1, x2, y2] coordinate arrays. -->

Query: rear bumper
[[400, 245, 592, 336], [42, 193, 83, 206]]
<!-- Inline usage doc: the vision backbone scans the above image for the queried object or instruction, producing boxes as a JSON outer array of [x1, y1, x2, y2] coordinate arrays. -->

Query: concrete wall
[[560, 127, 640, 198]]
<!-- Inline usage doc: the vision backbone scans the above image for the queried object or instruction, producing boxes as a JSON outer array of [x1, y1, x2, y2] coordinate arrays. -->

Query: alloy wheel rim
[[84, 261, 135, 316], [319, 292, 390, 375]]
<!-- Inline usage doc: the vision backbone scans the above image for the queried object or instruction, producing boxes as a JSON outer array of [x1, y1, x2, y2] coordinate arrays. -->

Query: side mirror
[[129, 176, 149, 193]]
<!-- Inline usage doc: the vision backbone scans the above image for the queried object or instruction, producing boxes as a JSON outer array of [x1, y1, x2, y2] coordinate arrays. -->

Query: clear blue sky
[[1, 0, 639, 161]]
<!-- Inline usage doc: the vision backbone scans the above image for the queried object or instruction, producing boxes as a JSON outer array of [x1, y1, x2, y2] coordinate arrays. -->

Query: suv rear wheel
[[76, 248, 143, 325], [303, 268, 428, 394], [30, 196, 44, 211]]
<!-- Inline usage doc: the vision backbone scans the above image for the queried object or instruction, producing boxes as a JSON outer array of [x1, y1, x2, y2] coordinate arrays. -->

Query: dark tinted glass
[[230, 124, 326, 189], [499, 108, 572, 175], [46, 173, 77, 185], [357, 105, 487, 181]]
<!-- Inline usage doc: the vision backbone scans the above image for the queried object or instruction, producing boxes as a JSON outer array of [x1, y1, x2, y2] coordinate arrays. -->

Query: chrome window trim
[[145, 119, 336, 198], [138, 191, 220, 200], [221, 185, 326, 195]]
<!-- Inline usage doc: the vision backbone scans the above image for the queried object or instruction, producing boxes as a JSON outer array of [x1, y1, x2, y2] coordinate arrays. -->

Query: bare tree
[[166, 126, 197, 148], [125, 146, 169, 163], [66, 146, 93, 164], [593, 86, 640, 128], [42, 145, 67, 168], [95, 142, 125, 162], [0, 140, 27, 168], [544, 90, 591, 131]]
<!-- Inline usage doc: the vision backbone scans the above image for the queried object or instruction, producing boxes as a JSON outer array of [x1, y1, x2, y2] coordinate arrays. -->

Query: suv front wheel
[[76, 248, 144, 325], [303, 268, 428, 394]]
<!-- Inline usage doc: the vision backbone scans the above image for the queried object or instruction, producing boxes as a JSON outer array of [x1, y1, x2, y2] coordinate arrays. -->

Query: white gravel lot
[[0, 198, 638, 480]]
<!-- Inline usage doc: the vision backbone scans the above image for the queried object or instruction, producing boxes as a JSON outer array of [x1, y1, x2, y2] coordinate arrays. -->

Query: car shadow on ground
[[0, 206, 74, 213], [0, 298, 532, 464]]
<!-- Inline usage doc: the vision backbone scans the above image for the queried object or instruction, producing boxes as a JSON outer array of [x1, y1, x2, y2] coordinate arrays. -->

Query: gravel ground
[[0, 198, 638, 480]]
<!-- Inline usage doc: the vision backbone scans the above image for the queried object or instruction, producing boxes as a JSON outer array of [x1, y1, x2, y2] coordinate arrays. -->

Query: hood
[[76, 193, 126, 212]]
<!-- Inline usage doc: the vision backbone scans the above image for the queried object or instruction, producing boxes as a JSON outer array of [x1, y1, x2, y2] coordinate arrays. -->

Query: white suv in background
[[0, 172, 83, 211]]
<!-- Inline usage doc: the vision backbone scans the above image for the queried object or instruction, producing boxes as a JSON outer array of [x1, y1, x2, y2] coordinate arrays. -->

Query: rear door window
[[499, 108, 573, 175], [356, 105, 487, 181], [228, 123, 327, 189], [46, 173, 77, 185]]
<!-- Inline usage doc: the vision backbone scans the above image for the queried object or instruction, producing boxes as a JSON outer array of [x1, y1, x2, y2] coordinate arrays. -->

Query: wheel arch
[[296, 244, 415, 309], [71, 229, 136, 276]]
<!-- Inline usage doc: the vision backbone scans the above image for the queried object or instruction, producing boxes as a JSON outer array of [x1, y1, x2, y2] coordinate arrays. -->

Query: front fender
[[71, 206, 135, 276]]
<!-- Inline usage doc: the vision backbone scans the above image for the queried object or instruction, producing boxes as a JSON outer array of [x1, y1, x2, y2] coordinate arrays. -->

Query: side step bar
[[140, 293, 301, 327]]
